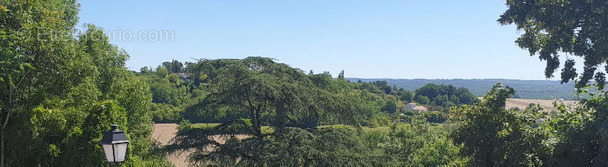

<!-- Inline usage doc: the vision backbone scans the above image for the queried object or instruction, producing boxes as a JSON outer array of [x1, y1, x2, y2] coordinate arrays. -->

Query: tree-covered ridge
[[351, 78, 585, 100], [139, 57, 481, 127]]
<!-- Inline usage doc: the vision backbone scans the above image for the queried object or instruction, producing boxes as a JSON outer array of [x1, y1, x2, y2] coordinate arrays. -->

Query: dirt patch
[[152, 124, 191, 167], [505, 98, 578, 111]]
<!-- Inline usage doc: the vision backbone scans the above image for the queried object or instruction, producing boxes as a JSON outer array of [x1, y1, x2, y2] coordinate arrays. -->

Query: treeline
[[352, 78, 582, 100], [139, 59, 478, 125]]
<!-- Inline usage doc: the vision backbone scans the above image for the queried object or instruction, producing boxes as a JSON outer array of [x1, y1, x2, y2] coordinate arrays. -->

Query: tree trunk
[[1, 127, 4, 167], [1, 111, 8, 167], [254, 110, 262, 139], [1, 109, 8, 167]]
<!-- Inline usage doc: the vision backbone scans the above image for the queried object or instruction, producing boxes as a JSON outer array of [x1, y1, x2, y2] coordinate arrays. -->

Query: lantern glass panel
[[114, 142, 128, 162], [102, 144, 115, 162]]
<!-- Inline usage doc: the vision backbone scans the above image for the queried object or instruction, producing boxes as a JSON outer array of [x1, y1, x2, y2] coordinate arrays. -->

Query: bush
[[422, 111, 448, 123], [150, 103, 182, 123]]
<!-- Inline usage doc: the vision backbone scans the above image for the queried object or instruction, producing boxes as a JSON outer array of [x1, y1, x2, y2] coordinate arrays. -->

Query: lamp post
[[100, 124, 129, 165]]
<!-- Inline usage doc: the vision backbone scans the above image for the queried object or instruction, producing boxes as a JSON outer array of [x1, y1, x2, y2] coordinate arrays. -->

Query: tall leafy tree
[[0, 1, 81, 166], [501, 1, 608, 166], [499, 0, 608, 88], [451, 83, 549, 166], [165, 57, 373, 165], [337, 70, 345, 80], [0, 1, 165, 166], [198, 57, 321, 138], [381, 100, 397, 114]]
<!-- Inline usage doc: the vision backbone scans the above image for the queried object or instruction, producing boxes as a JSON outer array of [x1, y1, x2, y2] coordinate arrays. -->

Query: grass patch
[[190, 123, 221, 129], [361, 126, 390, 133]]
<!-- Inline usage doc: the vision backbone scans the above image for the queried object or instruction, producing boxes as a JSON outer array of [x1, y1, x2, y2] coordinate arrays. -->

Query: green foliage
[[0, 1, 168, 166], [337, 70, 345, 80], [383, 117, 463, 166], [155, 66, 169, 78], [148, 77, 185, 105], [422, 111, 448, 123], [164, 58, 424, 165], [415, 83, 478, 108], [111, 75, 154, 156], [68, 101, 128, 166], [451, 83, 550, 166], [178, 57, 389, 129], [546, 93, 608, 166], [380, 100, 397, 114], [400, 91, 414, 103], [499, 0, 608, 88], [161, 60, 184, 73], [410, 137, 464, 167], [168, 122, 397, 166], [498, 2, 608, 166], [150, 103, 182, 123], [415, 95, 430, 105]]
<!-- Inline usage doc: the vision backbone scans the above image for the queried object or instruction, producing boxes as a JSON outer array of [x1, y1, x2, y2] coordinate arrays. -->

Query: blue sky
[[77, 1, 577, 80]]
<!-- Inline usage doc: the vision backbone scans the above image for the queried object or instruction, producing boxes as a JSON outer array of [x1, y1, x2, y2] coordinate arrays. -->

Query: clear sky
[[77, 0, 578, 80]]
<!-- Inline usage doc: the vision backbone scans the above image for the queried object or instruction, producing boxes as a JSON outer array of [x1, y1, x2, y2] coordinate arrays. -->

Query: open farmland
[[505, 98, 578, 111]]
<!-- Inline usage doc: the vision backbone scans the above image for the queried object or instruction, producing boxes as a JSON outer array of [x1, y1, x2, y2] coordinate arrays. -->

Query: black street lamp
[[100, 124, 129, 164]]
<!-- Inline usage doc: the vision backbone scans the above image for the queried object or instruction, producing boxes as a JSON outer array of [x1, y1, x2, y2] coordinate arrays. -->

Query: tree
[[0, 2, 166, 165], [381, 100, 397, 114], [415, 95, 430, 105], [161, 60, 184, 73], [383, 117, 463, 166], [0, 1, 81, 166], [58, 101, 128, 166], [140, 66, 151, 73], [170, 60, 184, 73], [414, 83, 477, 107], [501, 2, 608, 166], [451, 83, 549, 166], [79, 25, 155, 157], [499, 0, 608, 88], [400, 91, 414, 103], [372, 81, 392, 94], [337, 70, 345, 80], [156, 66, 169, 78], [164, 57, 377, 165]]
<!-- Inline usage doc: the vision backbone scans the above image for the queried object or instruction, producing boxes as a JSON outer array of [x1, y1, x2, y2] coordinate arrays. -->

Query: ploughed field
[[505, 98, 577, 111], [152, 124, 189, 167]]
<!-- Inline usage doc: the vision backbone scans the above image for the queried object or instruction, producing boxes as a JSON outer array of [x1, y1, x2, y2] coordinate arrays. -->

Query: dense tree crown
[[452, 84, 549, 166], [0, 1, 168, 166], [499, 0, 608, 88], [414, 83, 478, 107]]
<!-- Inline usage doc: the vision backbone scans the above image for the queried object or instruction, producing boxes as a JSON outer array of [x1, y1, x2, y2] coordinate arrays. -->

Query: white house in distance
[[404, 103, 428, 113]]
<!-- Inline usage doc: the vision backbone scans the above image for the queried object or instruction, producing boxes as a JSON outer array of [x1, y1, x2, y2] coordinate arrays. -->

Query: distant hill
[[348, 78, 580, 100]]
